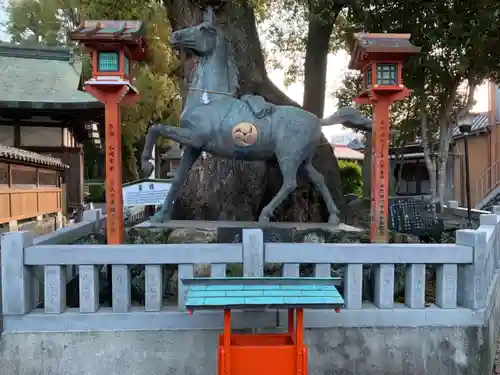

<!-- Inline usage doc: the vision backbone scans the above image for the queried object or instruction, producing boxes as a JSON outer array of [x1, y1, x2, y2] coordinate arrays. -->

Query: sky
[[267, 51, 353, 142], [268, 50, 489, 143], [0, 2, 488, 145]]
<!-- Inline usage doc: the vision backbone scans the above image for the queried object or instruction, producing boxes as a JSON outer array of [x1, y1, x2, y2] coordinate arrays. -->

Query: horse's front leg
[[141, 123, 205, 178], [150, 147, 201, 222]]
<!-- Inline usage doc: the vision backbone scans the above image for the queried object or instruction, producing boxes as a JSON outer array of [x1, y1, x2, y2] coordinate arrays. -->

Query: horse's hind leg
[[259, 157, 299, 223], [151, 146, 201, 222], [304, 160, 340, 225]]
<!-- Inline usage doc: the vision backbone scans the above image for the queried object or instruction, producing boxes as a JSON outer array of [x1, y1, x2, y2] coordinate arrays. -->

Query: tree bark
[[420, 112, 437, 197], [163, 0, 345, 222], [435, 82, 477, 203], [302, 4, 338, 117]]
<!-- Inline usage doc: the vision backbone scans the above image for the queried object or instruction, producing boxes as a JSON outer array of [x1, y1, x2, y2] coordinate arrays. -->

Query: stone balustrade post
[[1, 231, 34, 315], [82, 208, 102, 231], [456, 229, 486, 309], [242, 229, 264, 277]]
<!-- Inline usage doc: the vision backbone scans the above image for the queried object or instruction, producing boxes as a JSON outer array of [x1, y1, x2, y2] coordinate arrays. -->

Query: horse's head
[[170, 22, 219, 56], [171, 8, 240, 95]]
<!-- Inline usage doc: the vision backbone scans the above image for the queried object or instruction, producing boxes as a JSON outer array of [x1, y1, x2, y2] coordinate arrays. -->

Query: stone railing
[[0, 206, 150, 327], [444, 200, 490, 227], [2, 206, 500, 333], [33, 209, 104, 246]]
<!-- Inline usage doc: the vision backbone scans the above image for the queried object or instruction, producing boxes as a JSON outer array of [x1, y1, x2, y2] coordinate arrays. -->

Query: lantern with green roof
[[70, 20, 147, 87]]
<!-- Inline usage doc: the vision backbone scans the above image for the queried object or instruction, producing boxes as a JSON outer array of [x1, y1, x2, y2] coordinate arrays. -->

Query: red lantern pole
[[70, 20, 148, 245], [85, 86, 135, 243], [368, 96, 391, 243], [349, 33, 421, 243]]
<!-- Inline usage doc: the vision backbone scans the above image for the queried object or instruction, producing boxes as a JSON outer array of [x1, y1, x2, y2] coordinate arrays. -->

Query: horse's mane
[[220, 32, 240, 94]]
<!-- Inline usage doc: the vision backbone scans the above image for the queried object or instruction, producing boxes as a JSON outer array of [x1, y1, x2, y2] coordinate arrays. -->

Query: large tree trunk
[[302, 2, 340, 118], [420, 112, 438, 197], [164, 0, 345, 222]]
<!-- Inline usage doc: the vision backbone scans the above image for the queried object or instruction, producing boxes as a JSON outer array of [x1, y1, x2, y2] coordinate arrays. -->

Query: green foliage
[[339, 0, 500, 132], [82, 140, 104, 179], [338, 160, 362, 196], [6, 0, 181, 181], [7, 0, 63, 45], [335, 1, 500, 200], [334, 72, 370, 118], [334, 73, 422, 148], [88, 183, 105, 202], [81, 0, 181, 180]]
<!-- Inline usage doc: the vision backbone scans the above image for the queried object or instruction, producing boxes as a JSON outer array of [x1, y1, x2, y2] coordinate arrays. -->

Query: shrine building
[[0, 44, 103, 212]]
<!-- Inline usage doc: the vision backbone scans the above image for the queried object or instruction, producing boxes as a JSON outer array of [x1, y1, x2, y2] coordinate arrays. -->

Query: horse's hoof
[[258, 215, 271, 224], [141, 161, 154, 178], [328, 214, 340, 226], [150, 211, 170, 223]]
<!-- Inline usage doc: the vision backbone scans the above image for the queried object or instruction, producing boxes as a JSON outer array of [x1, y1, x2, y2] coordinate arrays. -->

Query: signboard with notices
[[122, 178, 172, 207], [388, 197, 443, 240]]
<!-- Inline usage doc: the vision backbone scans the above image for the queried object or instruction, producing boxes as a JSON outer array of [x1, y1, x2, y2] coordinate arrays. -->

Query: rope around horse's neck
[[189, 87, 235, 97]]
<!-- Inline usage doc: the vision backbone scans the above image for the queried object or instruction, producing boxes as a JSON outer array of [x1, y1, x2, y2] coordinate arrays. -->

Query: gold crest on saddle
[[232, 122, 258, 147]]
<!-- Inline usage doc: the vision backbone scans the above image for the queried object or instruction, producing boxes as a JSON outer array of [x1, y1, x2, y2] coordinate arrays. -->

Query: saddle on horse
[[241, 94, 276, 119]]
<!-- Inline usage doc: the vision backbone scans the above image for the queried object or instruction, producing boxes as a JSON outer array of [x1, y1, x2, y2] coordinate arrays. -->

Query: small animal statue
[[141, 7, 372, 225]]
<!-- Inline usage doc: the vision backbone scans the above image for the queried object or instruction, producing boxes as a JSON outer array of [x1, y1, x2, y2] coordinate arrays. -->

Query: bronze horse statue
[[141, 9, 371, 225]]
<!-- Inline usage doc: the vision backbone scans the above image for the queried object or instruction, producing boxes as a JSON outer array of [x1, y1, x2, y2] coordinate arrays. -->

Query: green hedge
[[88, 184, 105, 203], [338, 160, 363, 196]]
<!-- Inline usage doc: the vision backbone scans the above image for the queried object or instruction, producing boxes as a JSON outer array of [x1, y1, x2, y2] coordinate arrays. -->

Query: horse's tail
[[320, 106, 372, 132]]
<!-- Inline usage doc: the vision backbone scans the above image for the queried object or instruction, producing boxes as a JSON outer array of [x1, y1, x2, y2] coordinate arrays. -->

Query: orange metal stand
[[218, 308, 307, 375]]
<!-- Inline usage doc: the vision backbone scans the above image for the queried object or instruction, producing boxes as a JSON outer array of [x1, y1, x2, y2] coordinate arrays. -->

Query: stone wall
[[0, 321, 494, 375], [2, 266, 500, 375]]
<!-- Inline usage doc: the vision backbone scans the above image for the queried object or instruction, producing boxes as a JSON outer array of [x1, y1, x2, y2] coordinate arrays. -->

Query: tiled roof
[[70, 20, 145, 41], [0, 44, 102, 109], [333, 145, 364, 160], [345, 112, 489, 150], [451, 112, 489, 137], [349, 33, 421, 69], [0, 145, 68, 168], [346, 138, 365, 151]]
